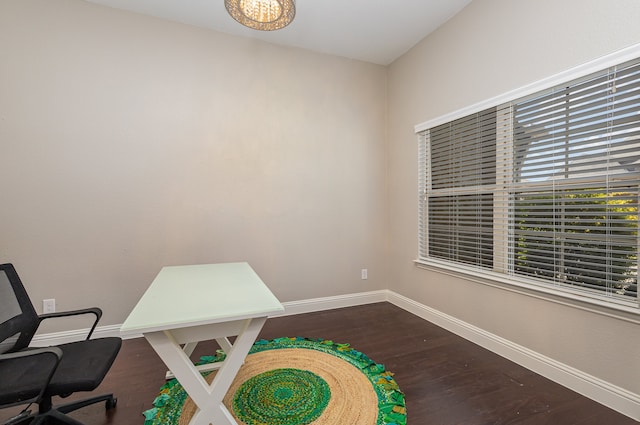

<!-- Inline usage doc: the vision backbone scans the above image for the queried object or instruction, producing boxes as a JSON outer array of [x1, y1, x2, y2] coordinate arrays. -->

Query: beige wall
[[0, 0, 388, 329], [388, 0, 640, 396]]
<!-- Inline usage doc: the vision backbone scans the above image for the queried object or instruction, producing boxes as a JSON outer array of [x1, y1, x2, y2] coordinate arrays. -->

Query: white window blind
[[418, 57, 640, 306], [511, 59, 640, 299], [419, 108, 497, 269]]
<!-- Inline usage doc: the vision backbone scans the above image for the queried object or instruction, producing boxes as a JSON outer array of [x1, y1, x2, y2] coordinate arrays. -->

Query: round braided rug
[[143, 338, 407, 425]]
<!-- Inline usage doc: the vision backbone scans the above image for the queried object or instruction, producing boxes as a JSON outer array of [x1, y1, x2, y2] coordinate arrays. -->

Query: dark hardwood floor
[[2, 303, 636, 424]]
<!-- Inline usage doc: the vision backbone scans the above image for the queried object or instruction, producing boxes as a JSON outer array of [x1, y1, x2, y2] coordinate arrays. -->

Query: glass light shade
[[225, 0, 296, 31]]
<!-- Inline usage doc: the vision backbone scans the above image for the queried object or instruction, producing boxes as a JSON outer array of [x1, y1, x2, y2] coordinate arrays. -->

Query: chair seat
[[0, 337, 121, 406], [0, 352, 50, 405], [47, 337, 122, 396]]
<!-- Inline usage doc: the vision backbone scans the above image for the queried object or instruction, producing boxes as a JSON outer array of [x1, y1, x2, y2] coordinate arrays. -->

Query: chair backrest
[[0, 263, 39, 354]]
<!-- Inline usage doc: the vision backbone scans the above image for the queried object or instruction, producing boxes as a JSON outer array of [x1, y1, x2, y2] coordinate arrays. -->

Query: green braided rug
[[143, 337, 406, 425]]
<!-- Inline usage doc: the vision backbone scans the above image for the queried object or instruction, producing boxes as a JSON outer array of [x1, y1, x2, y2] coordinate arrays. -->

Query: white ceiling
[[83, 0, 472, 65]]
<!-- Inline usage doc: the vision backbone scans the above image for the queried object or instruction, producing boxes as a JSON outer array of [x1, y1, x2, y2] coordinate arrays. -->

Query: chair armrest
[[0, 347, 63, 407], [0, 346, 63, 363], [38, 307, 103, 340]]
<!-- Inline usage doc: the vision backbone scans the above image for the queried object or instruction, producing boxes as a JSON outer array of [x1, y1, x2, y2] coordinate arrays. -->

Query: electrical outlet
[[43, 299, 56, 314], [361, 269, 368, 280]]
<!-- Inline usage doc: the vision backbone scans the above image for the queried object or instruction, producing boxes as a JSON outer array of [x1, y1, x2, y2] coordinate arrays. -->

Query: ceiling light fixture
[[225, 0, 296, 31]]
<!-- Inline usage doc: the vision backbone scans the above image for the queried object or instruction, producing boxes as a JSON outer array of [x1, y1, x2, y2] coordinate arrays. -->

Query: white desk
[[121, 262, 284, 425]]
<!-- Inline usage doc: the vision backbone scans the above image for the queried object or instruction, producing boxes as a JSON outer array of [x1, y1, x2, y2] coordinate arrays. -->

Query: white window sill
[[414, 258, 640, 325]]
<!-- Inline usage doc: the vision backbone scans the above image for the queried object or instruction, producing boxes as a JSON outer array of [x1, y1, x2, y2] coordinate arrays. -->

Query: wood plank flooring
[[2, 302, 636, 424]]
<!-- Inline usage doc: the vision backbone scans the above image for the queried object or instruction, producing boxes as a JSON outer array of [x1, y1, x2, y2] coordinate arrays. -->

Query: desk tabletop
[[120, 262, 283, 335]]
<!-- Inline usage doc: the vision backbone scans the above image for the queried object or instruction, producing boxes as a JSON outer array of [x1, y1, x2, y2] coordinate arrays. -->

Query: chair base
[[3, 394, 116, 425]]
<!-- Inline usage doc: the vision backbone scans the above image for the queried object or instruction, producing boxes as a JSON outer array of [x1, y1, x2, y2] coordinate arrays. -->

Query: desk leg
[[165, 339, 232, 380], [145, 316, 267, 425], [164, 342, 200, 380], [183, 342, 198, 357], [216, 338, 233, 353], [207, 317, 265, 403]]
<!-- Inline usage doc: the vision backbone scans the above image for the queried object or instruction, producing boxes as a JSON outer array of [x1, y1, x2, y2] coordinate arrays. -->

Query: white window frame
[[414, 44, 640, 319]]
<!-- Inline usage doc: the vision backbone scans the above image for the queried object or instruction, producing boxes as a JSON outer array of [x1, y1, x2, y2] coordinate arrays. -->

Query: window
[[418, 56, 640, 307]]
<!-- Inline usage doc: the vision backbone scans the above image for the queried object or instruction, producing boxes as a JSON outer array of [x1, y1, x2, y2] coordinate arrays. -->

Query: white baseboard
[[275, 290, 388, 317], [30, 289, 639, 421], [385, 290, 640, 422], [30, 290, 389, 344], [31, 324, 124, 346]]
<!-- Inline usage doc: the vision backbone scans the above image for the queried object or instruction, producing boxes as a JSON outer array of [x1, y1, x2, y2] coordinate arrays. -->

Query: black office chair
[[0, 263, 122, 425]]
